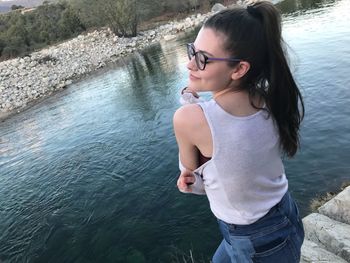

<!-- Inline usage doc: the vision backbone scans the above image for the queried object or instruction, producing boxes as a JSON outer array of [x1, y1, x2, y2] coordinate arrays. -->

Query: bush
[[0, 1, 85, 60]]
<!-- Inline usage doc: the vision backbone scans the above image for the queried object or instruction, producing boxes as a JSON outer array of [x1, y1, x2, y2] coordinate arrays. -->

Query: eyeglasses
[[187, 43, 242, 70]]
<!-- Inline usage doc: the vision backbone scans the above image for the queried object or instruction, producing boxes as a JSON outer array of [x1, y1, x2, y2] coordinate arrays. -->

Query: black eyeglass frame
[[187, 43, 242, 70]]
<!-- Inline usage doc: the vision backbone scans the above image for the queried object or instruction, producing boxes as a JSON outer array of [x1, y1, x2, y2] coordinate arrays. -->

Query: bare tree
[[99, 0, 138, 37]]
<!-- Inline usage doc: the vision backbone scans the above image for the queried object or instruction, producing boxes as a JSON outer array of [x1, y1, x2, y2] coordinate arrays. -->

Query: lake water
[[1, 0, 350, 262]]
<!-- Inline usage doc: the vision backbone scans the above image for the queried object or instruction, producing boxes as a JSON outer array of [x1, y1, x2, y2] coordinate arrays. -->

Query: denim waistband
[[217, 191, 291, 233]]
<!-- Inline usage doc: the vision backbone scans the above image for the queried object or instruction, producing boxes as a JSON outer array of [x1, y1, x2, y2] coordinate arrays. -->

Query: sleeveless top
[[179, 99, 288, 225]]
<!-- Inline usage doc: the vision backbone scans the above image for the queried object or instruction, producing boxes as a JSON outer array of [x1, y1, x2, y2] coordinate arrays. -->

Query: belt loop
[[227, 221, 236, 230]]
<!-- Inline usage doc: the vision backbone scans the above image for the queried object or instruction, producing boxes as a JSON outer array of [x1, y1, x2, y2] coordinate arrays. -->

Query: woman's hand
[[181, 87, 200, 99], [177, 169, 196, 193], [179, 87, 203, 105]]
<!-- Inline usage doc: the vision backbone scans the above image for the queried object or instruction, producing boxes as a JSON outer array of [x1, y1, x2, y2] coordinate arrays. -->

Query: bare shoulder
[[173, 104, 212, 158], [173, 104, 206, 129]]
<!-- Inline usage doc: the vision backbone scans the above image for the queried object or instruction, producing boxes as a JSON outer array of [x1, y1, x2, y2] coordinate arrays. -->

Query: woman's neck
[[212, 87, 241, 100], [213, 87, 264, 116]]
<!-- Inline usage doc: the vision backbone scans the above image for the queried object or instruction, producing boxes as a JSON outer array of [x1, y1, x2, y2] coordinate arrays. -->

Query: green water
[[1, 0, 350, 261]]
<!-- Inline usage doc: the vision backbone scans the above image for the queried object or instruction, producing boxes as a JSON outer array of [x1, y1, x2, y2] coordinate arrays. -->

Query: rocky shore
[[301, 185, 350, 262], [0, 4, 227, 119]]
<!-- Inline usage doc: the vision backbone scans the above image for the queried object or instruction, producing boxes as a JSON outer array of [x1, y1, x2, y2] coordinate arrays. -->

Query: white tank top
[[179, 99, 288, 225]]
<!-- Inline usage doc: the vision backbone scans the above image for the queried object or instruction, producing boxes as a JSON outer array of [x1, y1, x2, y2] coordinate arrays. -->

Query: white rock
[[211, 3, 226, 12], [29, 61, 37, 67], [163, 35, 176, 41], [185, 17, 192, 24], [301, 239, 348, 263], [14, 101, 23, 107], [318, 186, 350, 225], [175, 23, 184, 31], [303, 213, 350, 262]]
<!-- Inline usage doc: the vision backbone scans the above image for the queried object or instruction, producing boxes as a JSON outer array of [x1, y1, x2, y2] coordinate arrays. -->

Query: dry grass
[[310, 181, 350, 212], [170, 247, 212, 263]]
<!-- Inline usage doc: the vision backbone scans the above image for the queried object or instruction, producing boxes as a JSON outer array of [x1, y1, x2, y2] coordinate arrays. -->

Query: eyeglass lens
[[187, 44, 206, 70]]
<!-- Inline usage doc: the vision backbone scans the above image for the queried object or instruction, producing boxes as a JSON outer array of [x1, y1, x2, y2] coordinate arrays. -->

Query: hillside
[[0, 0, 48, 13]]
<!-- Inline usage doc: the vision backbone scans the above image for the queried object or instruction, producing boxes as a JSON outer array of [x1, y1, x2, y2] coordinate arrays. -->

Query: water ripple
[[1, 1, 350, 261]]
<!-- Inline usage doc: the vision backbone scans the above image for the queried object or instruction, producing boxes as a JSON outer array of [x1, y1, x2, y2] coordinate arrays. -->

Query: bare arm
[[173, 104, 200, 170], [173, 104, 206, 194]]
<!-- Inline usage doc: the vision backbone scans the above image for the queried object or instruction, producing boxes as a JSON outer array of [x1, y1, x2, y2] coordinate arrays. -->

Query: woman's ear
[[231, 61, 250, 80]]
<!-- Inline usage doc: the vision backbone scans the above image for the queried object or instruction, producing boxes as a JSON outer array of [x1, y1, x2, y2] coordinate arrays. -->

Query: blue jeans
[[213, 192, 304, 263]]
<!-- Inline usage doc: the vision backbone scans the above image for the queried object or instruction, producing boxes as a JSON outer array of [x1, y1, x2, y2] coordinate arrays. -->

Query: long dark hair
[[204, 1, 304, 157]]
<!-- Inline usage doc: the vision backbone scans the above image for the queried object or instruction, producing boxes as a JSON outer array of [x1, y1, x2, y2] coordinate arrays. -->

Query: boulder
[[211, 3, 226, 13], [301, 240, 348, 263], [318, 186, 350, 224], [163, 35, 176, 41], [303, 213, 350, 262], [149, 30, 156, 37]]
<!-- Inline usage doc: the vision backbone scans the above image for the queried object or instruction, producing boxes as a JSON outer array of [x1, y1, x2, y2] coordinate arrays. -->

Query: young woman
[[173, 2, 305, 262]]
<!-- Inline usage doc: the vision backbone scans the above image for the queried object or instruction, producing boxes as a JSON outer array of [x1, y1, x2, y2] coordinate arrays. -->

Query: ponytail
[[249, 1, 304, 157], [204, 1, 304, 157]]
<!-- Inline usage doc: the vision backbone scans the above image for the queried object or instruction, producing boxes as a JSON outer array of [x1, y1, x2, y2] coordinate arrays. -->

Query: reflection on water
[[1, 0, 350, 262]]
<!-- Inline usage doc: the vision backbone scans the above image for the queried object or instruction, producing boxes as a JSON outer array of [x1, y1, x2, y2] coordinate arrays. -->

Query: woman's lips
[[189, 74, 200, 81]]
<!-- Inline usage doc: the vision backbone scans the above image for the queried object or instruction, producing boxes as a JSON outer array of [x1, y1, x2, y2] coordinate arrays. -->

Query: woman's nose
[[187, 57, 197, 71]]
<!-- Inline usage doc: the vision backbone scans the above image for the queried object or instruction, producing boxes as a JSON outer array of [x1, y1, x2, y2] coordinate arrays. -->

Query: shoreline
[[301, 184, 350, 262], [0, 5, 232, 122]]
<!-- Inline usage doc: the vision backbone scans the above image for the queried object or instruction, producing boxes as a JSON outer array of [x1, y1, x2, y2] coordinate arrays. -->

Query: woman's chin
[[187, 83, 201, 92]]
